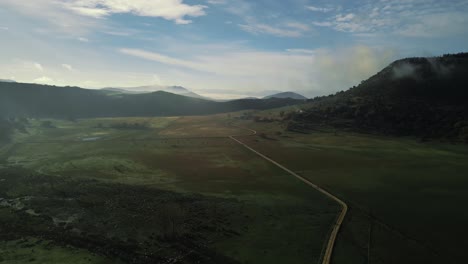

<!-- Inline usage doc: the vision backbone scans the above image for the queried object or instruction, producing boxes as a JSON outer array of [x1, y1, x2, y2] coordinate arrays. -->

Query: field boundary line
[[229, 133, 347, 264]]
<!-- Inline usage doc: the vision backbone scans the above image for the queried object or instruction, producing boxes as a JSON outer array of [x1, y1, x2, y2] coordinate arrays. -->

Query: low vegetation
[[0, 116, 338, 264], [234, 115, 468, 263]]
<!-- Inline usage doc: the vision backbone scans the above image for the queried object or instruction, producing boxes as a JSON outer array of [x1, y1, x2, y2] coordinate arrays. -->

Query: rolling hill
[[290, 53, 468, 142], [264, 91, 307, 100], [0, 82, 302, 119], [102, 85, 210, 100]]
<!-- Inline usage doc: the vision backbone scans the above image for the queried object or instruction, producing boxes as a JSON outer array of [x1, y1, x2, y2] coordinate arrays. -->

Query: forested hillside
[[290, 53, 468, 142], [0, 82, 301, 119]]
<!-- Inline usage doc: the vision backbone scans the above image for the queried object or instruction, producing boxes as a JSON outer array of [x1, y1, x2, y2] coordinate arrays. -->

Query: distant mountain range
[[0, 82, 304, 119], [102, 85, 309, 101], [290, 53, 468, 142], [263, 92, 307, 100], [101, 85, 211, 100], [2, 53, 468, 142], [0, 79, 15, 83]]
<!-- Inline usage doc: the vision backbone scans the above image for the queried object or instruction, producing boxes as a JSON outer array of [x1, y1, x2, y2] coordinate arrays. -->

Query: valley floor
[[0, 115, 337, 264], [1, 113, 467, 263], [235, 116, 468, 264]]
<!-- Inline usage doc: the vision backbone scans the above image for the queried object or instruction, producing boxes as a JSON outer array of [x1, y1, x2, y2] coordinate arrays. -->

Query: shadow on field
[[0, 167, 246, 264]]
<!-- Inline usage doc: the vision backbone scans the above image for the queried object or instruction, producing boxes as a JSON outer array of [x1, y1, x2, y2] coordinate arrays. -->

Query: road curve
[[229, 130, 347, 264]]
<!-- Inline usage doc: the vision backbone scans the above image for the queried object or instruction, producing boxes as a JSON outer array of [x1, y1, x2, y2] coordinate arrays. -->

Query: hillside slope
[[102, 85, 210, 100], [0, 82, 302, 119], [264, 92, 307, 100], [290, 53, 468, 142]]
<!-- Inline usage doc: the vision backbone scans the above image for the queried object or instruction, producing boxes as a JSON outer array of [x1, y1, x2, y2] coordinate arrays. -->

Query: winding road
[[229, 125, 348, 264]]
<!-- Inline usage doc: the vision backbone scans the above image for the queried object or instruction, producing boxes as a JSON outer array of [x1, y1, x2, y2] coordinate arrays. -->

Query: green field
[[0, 116, 338, 264], [1, 114, 467, 264], [235, 117, 468, 264]]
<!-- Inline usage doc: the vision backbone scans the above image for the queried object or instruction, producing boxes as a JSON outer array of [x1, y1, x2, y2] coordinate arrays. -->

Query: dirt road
[[229, 133, 347, 264]]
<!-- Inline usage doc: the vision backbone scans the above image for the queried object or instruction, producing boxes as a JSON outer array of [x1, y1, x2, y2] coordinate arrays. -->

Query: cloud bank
[[311, 0, 468, 37], [120, 45, 396, 97], [1, 0, 207, 26], [62, 0, 207, 24]]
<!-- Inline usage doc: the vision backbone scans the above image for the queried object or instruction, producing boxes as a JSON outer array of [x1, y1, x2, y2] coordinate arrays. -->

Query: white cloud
[[312, 0, 468, 37], [0, 26, 9, 30], [334, 22, 368, 33], [286, 49, 316, 54], [285, 22, 310, 31], [210, 0, 311, 38], [34, 76, 53, 84], [104, 30, 133, 37], [0, 0, 100, 35], [306, 6, 333, 13], [224, 0, 252, 16], [120, 49, 201, 71], [65, 6, 110, 18], [119, 47, 315, 77], [152, 74, 164, 85], [78, 37, 89, 42], [396, 12, 468, 38], [239, 21, 310, 37], [34, 63, 44, 71], [206, 0, 226, 5], [61, 0, 207, 24], [336, 13, 355, 22], [0, 0, 207, 39], [313, 21, 333, 27], [62, 64, 73, 71]]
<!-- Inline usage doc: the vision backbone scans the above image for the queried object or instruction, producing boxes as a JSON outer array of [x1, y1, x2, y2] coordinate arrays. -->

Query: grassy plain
[[3, 111, 466, 264], [235, 115, 468, 264], [0, 237, 117, 264], [0, 115, 338, 264]]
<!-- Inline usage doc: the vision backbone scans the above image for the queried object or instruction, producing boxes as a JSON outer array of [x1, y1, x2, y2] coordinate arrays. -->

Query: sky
[[0, 0, 467, 99]]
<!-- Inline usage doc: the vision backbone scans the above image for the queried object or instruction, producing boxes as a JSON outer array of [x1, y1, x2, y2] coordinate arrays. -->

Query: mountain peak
[[101, 85, 210, 100], [167, 86, 189, 92], [263, 92, 307, 100]]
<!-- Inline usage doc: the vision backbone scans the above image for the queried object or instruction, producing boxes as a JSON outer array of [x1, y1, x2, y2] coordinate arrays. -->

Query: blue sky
[[1, 0, 467, 98]]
